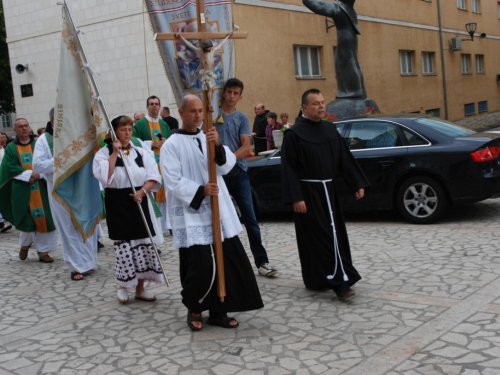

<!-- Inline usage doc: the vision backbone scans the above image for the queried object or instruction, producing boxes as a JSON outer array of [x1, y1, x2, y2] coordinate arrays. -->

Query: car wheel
[[396, 176, 448, 224]]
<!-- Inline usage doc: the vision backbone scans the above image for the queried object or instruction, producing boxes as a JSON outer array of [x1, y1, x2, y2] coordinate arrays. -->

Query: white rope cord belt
[[300, 179, 349, 282]]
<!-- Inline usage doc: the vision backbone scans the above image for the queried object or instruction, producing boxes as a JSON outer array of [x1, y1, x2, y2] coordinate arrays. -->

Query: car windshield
[[414, 118, 475, 137]]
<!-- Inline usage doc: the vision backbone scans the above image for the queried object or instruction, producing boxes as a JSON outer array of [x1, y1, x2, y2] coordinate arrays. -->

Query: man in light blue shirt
[[214, 78, 278, 277]]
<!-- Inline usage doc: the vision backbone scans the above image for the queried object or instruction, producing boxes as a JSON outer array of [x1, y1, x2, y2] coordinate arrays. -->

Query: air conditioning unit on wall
[[450, 37, 463, 51]]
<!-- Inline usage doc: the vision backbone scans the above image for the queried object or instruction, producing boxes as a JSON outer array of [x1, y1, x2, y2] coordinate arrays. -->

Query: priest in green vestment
[[132, 95, 171, 231], [0, 118, 57, 262]]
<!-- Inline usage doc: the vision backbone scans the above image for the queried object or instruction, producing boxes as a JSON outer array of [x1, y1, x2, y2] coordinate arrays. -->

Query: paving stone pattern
[[1, 200, 500, 374]]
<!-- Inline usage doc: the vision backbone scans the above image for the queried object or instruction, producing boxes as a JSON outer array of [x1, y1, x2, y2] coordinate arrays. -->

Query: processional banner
[[53, 4, 110, 241], [145, 0, 235, 110]]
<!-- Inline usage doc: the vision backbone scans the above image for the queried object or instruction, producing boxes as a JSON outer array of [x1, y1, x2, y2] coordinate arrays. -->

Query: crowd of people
[[251, 103, 294, 155], [0, 81, 368, 330]]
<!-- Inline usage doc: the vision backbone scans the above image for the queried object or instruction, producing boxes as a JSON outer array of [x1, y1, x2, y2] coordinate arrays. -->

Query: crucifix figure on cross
[[154, 0, 247, 113], [175, 32, 233, 112]]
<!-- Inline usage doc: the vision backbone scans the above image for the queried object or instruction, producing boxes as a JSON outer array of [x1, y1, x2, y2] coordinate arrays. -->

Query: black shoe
[[335, 285, 356, 301], [0, 222, 12, 233]]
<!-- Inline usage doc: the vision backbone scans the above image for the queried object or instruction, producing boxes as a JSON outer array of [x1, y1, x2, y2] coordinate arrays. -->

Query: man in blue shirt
[[214, 78, 278, 277]]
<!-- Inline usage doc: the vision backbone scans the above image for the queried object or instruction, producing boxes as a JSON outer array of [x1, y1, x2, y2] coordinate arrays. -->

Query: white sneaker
[[117, 287, 129, 303], [258, 263, 278, 277]]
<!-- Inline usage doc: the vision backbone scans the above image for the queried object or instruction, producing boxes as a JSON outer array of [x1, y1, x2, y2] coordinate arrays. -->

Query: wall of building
[[4, 0, 500, 133], [232, 0, 500, 126], [4, 0, 178, 133]]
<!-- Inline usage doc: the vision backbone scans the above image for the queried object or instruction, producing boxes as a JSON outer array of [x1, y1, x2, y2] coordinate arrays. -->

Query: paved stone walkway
[[1, 200, 500, 374]]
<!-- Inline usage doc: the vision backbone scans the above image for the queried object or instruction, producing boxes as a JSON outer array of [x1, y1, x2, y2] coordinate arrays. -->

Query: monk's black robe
[[281, 117, 370, 290]]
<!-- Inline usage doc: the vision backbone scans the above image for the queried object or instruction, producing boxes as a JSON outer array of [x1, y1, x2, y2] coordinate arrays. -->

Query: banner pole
[[58, 0, 170, 287]]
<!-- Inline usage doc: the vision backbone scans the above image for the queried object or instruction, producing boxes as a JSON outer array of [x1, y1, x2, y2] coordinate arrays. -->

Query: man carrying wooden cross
[[160, 95, 263, 331]]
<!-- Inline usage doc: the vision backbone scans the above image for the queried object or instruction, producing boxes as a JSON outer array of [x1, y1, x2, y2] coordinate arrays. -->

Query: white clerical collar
[[146, 115, 159, 122]]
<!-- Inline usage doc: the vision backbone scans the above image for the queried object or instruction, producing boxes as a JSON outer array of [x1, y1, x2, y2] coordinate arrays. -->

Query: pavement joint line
[[341, 274, 500, 375]]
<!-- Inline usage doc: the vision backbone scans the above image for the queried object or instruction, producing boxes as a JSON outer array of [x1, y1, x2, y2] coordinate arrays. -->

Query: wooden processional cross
[[155, 0, 247, 302]]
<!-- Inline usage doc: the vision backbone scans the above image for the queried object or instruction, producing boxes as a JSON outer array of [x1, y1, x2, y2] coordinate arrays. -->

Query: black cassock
[[281, 117, 370, 290]]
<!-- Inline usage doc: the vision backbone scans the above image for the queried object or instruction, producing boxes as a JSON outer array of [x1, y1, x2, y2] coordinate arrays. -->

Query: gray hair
[[49, 107, 54, 120]]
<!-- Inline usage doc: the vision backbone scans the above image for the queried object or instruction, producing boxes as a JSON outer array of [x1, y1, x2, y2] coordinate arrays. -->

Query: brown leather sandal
[[187, 310, 203, 331]]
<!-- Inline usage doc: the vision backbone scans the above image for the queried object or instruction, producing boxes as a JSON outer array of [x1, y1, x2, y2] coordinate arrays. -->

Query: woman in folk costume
[[93, 115, 164, 303]]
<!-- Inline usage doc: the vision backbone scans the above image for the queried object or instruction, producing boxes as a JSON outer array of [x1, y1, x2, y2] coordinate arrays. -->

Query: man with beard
[[281, 88, 369, 300]]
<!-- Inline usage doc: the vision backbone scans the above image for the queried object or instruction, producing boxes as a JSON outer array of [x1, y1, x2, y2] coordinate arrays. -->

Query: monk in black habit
[[281, 88, 370, 300]]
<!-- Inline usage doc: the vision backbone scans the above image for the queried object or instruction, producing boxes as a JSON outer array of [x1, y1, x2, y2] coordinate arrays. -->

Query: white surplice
[[33, 133, 99, 273], [160, 131, 242, 249]]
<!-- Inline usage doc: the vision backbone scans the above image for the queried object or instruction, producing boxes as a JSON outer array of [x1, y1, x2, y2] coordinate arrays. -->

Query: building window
[[400, 50, 414, 75], [461, 54, 471, 73], [464, 103, 475, 116], [478, 101, 488, 113], [472, 0, 479, 12], [426, 108, 441, 117], [475, 55, 484, 73], [422, 52, 435, 74], [457, 0, 466, 9], [1, 114, 12, 129], [294, 46, 321, 78]]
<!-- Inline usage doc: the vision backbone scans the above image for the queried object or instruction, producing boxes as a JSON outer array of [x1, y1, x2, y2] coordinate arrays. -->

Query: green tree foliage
[[0, 0, 15, 114]]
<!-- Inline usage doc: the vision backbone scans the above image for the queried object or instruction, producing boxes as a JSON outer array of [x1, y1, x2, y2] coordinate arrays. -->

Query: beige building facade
[[3, 0, 500, 134], [232, 0, 500, 128]]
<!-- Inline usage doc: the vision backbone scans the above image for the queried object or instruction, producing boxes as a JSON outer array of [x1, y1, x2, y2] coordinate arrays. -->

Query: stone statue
[[175, 33, 232, 112], [302, 0, 379, 118], [303, 0, 366, 99]]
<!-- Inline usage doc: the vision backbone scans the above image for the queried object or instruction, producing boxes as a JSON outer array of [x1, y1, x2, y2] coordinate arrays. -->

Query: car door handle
[[378, 160, 394, 167]]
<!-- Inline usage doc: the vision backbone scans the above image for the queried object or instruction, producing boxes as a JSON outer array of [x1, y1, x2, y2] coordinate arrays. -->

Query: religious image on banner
[[146, 0, 234, 110], [171, 19, 224, 93]]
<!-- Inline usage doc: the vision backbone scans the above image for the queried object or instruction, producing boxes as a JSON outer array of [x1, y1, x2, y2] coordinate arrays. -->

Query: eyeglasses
[[16, 124, 30, 129]]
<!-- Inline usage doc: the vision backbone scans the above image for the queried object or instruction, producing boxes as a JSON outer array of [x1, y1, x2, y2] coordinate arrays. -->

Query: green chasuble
[[0, 139, 55, 233], [132, 117, 171, 141]]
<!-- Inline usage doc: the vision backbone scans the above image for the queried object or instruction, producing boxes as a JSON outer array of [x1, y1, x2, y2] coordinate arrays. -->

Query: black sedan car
[[247, 115, 500, 224]]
